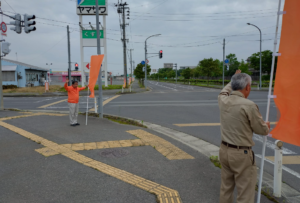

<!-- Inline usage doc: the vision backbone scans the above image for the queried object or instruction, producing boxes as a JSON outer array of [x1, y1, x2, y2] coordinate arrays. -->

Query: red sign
[[86, 63, 90, 69], [1, 22, 7, 33]]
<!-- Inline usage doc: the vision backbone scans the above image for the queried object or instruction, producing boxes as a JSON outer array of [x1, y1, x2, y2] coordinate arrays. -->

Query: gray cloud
[[3, 0, 284, 74]]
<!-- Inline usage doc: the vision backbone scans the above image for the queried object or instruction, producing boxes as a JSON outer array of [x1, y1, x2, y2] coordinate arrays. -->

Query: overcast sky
[[2, 0, 284, 75]]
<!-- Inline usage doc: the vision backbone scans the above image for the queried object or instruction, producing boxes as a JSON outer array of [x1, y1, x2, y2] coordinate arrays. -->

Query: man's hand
[[265, 121, 270, 130], [235, 69, 241, 75], [66, 79, 69, 83]]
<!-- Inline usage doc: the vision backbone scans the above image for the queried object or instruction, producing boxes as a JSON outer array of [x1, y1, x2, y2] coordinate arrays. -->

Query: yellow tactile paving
[[89, 95, 120, 112], [96, 141, 110, 149], [0, 120, 182, 203], [38, 99, 68, 109], [127, 129, 194, 160], [266, 156, 300, 164], [174, 122, 277, 127], [108, 140, 122, 148], [0, 113, 67, 121]]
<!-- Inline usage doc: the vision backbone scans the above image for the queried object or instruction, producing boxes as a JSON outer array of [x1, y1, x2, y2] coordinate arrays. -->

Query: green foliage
[[167, 70, 176, 78], [238, 59, 252, 75], [248, 50, 278, 75], [181, 67, 191, 79], [198, 58, 221, 85], [225, 53, 240, 76], [134, 63, 151, 79]]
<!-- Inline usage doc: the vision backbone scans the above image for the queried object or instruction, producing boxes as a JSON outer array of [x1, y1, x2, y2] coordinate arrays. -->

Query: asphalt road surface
[[104, 81, 300, 192], [3, 81, 300, 194]]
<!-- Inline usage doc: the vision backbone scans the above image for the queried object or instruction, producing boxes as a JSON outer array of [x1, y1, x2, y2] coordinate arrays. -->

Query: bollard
[[273, 140, 283, 197], [94, 97, 98, 113]]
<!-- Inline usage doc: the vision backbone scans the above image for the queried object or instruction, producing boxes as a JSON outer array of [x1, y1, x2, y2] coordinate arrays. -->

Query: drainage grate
[[99, 148, 129, 158]]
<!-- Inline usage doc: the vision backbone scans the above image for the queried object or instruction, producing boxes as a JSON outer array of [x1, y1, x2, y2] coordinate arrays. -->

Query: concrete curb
[[5, 108, 300, 203], [150, 80, 272, 92]]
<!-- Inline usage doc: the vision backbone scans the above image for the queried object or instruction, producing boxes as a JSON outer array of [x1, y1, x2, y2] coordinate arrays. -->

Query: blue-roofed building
[[2, 59, 49, 87]]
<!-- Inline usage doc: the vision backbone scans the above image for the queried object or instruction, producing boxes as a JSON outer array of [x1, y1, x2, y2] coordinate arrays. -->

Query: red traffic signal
[[159, 50, 163, 59], [75, 63, 79, 71]]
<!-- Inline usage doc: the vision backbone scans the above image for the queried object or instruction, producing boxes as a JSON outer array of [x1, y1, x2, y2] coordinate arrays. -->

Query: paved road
[[2, 80, 300, 197], [104, 81, 300, 193]]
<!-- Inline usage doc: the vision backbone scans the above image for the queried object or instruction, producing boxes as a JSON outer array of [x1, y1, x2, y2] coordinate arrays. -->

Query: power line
[[3, 0, 16, 13], [131, 8, 277, 15], [129, 15, 276, 21]]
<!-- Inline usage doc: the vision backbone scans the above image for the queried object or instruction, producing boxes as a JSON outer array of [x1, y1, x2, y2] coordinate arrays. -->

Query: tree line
[[135, 50, 278, 81]]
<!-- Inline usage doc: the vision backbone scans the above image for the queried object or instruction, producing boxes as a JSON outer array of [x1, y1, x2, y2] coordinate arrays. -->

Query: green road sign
[[82, 30, 104, 39], [78, 0, 105, 6]]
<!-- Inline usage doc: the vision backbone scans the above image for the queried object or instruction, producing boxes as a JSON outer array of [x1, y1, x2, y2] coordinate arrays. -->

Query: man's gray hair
[[231, 73, 252, 91]]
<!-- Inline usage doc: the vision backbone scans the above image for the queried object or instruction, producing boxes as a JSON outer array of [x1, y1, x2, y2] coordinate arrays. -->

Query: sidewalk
[[0, 110, 275, 203]]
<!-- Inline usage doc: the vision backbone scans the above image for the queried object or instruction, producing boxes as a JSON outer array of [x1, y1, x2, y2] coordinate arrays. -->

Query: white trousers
[[68, 103, 79, 125]]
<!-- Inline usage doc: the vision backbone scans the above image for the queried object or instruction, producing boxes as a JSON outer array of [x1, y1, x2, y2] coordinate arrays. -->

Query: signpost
[[141, 61, 145, 65], [77, 0, 108, 88], [82, 30, 104, 47], [224, 59, 229, 71], [1, 21, 7, 36], [76, 0, 107, 15]]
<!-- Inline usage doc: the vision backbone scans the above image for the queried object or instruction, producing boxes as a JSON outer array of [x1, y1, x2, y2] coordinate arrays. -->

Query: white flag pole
[[86, 79, 90, 126], [256, 0, 283, 202]]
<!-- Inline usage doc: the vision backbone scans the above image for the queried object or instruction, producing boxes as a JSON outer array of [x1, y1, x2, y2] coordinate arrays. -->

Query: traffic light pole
[[67, 25, 71, 86], [95, 0, 103, 118], [0, 43, 3, 110]]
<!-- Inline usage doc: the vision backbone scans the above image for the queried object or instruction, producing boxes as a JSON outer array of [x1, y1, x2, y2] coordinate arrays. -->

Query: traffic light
[[10, 14, 22, 34], [2, 42, 11, 55], [159, 50, 163, 59], [75, 63, 79, 71], [24, 14, 36, 33]]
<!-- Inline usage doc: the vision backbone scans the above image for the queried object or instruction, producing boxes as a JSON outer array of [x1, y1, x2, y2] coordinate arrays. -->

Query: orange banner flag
[[89, 55, 104, 98], [271, 0, 300, 146]]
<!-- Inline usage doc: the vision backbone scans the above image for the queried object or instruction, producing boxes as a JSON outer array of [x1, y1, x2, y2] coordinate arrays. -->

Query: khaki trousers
[[219, 143, 257, 203], [68, 103, 79, 125]]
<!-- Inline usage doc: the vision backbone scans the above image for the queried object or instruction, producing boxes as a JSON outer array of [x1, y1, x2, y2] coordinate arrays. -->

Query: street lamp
[[46, 63, 52, 84], [145, 34, 161, 88], [247, 23, 262, 90]]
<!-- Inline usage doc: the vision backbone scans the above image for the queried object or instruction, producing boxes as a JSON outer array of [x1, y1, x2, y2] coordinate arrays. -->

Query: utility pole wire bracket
[[268, 95, 277, 99], [273, 53, 281, 56], [278, 11, 286, 15]]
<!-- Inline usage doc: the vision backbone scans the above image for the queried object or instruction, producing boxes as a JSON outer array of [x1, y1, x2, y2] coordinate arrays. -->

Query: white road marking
[[253, 134, 296, 155], [255, 154, 300, 179]]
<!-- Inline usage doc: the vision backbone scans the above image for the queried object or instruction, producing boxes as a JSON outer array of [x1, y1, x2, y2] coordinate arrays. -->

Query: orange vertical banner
[[89, 55, 104, 98], [271, 0, 300, 146]]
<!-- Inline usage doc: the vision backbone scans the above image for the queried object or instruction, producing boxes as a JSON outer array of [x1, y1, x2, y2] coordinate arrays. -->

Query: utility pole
[[222, 38, 225, 88], [67, 25, 71, 86], [174, 63, 177, 83], [116, 2, 129, 87], [129, 49, 133, 82], [96, 0, 103, 118], [0, 1, 3, 110], [0, 41, 3, 110]]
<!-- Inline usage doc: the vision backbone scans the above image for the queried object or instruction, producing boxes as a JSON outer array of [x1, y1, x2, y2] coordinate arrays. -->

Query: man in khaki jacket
[[218, 70, 270, 203]]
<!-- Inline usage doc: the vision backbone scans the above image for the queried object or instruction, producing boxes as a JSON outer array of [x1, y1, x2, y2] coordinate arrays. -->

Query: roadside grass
[[210, 156, 221, 168], [4, 84, 123, 94], [3, 85, 63, 94]]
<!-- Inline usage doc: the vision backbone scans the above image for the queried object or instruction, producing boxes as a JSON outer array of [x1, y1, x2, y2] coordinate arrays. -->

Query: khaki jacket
[[218, 82, 269, 146]]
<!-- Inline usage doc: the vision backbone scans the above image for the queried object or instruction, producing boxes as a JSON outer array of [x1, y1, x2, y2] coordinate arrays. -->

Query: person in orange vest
[[64, 79, 88, 126]]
